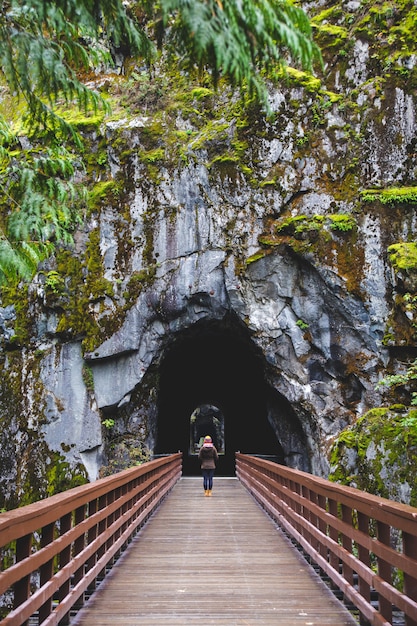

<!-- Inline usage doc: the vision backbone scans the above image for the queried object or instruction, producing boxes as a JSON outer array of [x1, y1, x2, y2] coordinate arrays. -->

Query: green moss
[[388, 242, 417, 271], [274, 213, 356, 236], [189, 87, 214, 100], [59, 108, 106, 131], [258, 235, 282, 247], [54, 229, 115, 353], [245, 250, 270, 265], [210, 154, 239, 166], [139, 147, 165, 164], [82, 364, 94, 392], [275, 214, 311, 233], [88, 180, 120, 211], [328, 214, 356, 232], [311, 6, 344, 24], [313, 23, 349, 49], [45, 452, 88, 498], [1, 284, 32, 347], [99, 439, 151, 477], [361, 186, 417, 204], [123, 267, 157, 305], [280, 67, 322, 93], [253, 213, 362, 294], [188, 120, 231, 152]]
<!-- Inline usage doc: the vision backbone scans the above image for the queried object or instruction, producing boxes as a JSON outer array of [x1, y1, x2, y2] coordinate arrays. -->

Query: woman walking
[[198, 435, 218, 496]]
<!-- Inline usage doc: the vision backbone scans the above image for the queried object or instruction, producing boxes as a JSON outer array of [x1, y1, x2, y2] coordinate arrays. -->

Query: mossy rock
[[361, 186, 417, 205], [274, 213, 356, 237], [388, 242, 417, 272], [329, 407, 417, 505], [99, 438, 151, 477]]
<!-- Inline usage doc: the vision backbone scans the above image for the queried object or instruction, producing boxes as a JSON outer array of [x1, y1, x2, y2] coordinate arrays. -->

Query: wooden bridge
[[1, 454, 417, 626]]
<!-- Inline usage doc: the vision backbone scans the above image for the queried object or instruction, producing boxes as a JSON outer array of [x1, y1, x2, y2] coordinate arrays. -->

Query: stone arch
[[154, 315, 309, 475]]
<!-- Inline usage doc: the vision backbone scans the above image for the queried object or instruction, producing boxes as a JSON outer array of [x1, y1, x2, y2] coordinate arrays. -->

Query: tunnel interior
[[155, 317, 286, 475]]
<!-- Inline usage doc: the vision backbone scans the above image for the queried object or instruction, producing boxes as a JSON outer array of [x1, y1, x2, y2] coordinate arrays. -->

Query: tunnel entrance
[[189, 404, 225, 455], [155, 317, 285, 475]]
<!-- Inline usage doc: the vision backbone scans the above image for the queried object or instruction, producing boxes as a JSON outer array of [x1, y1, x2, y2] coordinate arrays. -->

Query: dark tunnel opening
[[155, 317, 286, 475]]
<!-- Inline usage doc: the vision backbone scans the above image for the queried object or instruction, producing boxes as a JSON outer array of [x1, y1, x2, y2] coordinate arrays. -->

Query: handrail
[[0, 453, 182, 626], [236, 453, 417, 626]]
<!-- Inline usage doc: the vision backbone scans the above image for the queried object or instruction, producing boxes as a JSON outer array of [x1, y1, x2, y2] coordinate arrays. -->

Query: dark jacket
[[198, 443, 218, 469]]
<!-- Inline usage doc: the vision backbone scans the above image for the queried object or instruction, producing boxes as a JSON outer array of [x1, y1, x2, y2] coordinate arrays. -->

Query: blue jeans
[[202, 468, 215, 490]]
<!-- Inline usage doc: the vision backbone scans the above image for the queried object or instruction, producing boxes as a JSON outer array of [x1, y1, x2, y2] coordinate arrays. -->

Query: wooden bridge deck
[[71, 477, 358, 626]]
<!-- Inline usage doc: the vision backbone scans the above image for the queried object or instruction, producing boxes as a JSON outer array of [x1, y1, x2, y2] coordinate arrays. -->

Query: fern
[[0, 236, 53, 285], [158, 0, 321, 106], [0, 1, 152, 139], [0, 131, 84, 284]]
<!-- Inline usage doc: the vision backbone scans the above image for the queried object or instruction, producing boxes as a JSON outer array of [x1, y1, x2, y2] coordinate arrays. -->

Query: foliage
[[328, 214, 356, 232], [0, 131, 85, 285], [158, 0, 321, 106], [377, 358, 417, 406], [0, 0, 147, 285], [0, 0, 149, 139], [42, 270, 65, 294], [82, 364, 95, 392]]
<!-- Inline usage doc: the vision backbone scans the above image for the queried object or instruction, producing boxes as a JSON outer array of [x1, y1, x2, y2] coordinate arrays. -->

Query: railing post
[[301, 485, 311, 544], [97, 494, 108, 581], [341, 504, 353, 586], [308, 489, 320, 554], [328, 499, 340, 586], [39, 522, 55, 623], [376, 520, 392, 623], [293, 481, 302, 535], [73, 505, 87, 609], [86, 498, 98, 592], [357, 512, 371, 626], [106, 489, 116, 569], [403, 531, 417, 626], [58, 512, 72, 626], [13, 533, 32, 626], [317, 494, 328, 560]]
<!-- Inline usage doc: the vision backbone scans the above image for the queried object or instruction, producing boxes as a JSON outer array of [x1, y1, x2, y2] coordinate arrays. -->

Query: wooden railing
[[236, 453, 417, 626], [0, 453, 182, 626]]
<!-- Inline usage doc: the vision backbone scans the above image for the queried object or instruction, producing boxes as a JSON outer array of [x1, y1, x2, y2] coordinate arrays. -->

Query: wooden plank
[[71, 478, 358, 626]]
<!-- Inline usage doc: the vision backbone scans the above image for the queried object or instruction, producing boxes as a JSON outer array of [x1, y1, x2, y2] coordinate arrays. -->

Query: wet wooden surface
[[71, 477, 358, 625]]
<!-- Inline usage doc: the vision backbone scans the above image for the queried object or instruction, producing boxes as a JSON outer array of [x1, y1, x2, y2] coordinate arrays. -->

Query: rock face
[[1, 0, 417, 506]]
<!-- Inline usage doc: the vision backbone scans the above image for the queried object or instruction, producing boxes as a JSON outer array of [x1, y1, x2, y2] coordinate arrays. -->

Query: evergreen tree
[[0, 0, 320, 285]]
